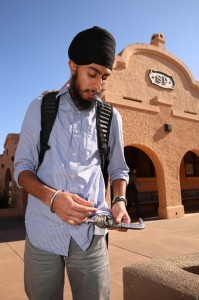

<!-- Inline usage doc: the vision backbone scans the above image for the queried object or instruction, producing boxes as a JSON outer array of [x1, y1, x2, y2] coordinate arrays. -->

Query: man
[[126, 167, 141, 219], [14, 26, 130, 300]]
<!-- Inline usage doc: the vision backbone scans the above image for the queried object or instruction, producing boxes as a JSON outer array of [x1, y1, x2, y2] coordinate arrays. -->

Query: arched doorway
[[180, 151, 199, 213], [4, 169, 13, 208], [124, 146, 158, 219]]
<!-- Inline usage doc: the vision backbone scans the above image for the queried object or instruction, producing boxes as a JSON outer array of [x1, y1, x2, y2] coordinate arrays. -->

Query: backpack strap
[[37, 93, 113, 190], [96, 101, 113, 189], [37, 91, 60, 170]]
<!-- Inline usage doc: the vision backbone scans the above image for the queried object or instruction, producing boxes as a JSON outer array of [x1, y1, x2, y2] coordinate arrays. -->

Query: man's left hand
[[111, 201, 131, 231]]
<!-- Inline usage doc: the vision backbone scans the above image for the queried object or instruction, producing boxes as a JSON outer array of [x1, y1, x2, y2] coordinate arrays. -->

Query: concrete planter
[[123, 253, 199, 299]]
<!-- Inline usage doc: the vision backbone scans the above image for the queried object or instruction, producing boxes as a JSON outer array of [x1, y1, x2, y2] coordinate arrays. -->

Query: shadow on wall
[[0, 216, 26, 243]]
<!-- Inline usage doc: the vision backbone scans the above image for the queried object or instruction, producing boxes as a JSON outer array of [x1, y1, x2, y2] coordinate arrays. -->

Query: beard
[[68, 71, 101, 111]]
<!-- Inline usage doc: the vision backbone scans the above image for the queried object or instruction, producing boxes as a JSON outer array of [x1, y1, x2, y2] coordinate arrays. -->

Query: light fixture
[[164, 123, 172, 132]]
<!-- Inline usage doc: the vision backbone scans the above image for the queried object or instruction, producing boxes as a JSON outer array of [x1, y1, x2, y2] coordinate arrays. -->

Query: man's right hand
[[18, 171, 97, 226], [53, 191, 97, 225]]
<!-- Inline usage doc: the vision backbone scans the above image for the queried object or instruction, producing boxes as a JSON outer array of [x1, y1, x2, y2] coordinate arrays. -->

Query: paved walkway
[[0, 212, 199, 299]]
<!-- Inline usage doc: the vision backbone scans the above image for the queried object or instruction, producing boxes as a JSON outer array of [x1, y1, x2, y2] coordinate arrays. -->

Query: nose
[[92, 76, 104, 92]]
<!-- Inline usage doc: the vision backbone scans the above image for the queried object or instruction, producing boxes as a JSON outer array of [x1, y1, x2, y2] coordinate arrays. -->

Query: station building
[[1, 33, 199, 219]]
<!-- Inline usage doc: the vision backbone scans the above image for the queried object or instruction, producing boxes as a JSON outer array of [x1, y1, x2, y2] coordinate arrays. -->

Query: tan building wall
[[0, 33, 199, 219], [0, 134, 27, 217], [105, 33, 199, 219]]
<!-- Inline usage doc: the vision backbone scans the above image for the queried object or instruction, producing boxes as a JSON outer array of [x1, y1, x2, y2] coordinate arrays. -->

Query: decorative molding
[[172, 109, 199, 122], [150, 96, 173, 107], [123, 96, 142, 103], [105, 95, 160, 113]]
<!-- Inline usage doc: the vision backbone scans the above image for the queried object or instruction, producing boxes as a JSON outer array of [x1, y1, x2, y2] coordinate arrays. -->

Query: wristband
[[49, 190, 63, 213], [112, 195, 127, 207]]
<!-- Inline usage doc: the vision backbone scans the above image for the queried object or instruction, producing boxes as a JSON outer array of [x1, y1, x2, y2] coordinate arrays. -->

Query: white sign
[[149, 70, 174, 89]]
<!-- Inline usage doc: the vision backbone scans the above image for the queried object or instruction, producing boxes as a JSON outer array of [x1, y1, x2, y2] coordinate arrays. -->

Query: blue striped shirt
[[14, 86, 129, 255]]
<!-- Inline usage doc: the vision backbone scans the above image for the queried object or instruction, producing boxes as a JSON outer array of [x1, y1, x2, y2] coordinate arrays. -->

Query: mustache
[[85, 88, 99, 93], [84, 89, 101, 97]]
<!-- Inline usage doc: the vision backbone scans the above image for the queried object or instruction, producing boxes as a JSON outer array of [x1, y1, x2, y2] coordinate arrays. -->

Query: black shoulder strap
[[37, 91, 60, 170], [96, 101, 113, 189]]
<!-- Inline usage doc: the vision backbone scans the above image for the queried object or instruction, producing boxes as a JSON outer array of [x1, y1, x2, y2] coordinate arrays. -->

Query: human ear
[[69, 60, 77, 75]]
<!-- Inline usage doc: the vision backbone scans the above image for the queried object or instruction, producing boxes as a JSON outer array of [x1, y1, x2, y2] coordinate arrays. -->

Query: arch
[[124, 146, 156, 177], [124, 144, 165, 218], [183, 151, 199, 177], [114, 43, 199, 91], [179, 151, 199, 213]]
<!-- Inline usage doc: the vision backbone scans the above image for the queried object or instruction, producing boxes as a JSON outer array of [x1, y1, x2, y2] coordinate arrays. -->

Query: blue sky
[[1, 0, 199, 153]]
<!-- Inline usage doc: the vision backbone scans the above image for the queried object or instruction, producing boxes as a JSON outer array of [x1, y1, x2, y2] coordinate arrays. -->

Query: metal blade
[[116, 218, 145, 230]]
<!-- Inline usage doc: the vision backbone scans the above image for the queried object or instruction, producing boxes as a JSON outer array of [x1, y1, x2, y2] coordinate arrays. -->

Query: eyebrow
[[88, 66, 111, 77]]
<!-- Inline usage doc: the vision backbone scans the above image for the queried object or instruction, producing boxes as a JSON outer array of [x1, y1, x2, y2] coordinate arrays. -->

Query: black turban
[[68, 26, 116, 70]]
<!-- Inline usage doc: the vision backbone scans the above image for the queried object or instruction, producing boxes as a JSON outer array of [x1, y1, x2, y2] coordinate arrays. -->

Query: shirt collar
[[56, 83, 69, 98]]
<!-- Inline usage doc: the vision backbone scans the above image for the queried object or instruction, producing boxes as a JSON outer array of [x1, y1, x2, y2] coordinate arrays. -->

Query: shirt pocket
[[83, 129, 98, 159]]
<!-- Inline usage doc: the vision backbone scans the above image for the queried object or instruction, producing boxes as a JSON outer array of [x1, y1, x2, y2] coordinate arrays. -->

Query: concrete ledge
[[123, 253, 199, 300]]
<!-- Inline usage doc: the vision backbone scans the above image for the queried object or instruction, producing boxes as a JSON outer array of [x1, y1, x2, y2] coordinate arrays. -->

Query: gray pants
[[24, 235, 110, 300]]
